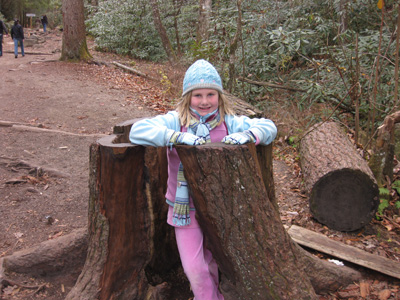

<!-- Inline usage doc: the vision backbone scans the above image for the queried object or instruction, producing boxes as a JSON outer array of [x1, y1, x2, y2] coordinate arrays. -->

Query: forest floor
[[0, 28, 399, 300]]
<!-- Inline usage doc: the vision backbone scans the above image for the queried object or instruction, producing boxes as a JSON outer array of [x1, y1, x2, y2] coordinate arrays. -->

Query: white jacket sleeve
[[225, 115, 277, 146], [129, 111, 180, 147]]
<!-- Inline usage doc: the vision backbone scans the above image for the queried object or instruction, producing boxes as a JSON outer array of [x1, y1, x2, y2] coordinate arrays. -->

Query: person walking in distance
[[129, 59, 277, 300], [11, 19, 24, 58], [0, 18, 9, 57], [41, 15, 48, 33]]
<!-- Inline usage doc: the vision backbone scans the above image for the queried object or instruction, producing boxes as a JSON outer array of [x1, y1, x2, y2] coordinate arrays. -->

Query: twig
[[112, 61, 158, 82], [237, 77, 306, 92]]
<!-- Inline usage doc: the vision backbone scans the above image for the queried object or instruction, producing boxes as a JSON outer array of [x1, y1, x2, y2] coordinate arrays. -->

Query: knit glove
[[222, 130, 257, 145], [169, 131, 205, 145]]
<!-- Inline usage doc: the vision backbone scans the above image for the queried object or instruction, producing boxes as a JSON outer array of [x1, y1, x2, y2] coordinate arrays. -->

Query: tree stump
[[299, 122, 379, 231], [66, 119, 360, 300], [65, 125, 181, 300], [176, 143, 317, 299]]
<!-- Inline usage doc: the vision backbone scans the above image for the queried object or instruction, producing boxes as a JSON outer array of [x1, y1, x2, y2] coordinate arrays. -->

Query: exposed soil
[[0, 28, 399, 299]]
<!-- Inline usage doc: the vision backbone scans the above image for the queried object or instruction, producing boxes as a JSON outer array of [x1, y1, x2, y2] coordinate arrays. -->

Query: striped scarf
[[172, 109, 220, 226]]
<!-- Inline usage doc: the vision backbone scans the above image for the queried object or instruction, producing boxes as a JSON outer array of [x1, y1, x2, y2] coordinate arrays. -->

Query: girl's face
[[190, 89, 219, 116]]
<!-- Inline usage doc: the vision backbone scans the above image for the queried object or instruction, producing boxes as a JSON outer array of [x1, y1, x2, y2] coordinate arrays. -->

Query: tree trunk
[[172, 0, 183, 57], [299, 121, 379, 231], [61, 0, 91, 61], [369, 111, 400, 185], [176, 143, 317, 299], [150, 0, 176, 62], [337, 0, 348, 34], [197, 0, 212, 43], [226, 0, 242, 92], [65, 129, 182, 300]]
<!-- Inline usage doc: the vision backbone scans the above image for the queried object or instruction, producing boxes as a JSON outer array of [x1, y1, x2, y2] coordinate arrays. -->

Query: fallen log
[[224, 91, 262, 117], [112, 61, 159, 81], [1, 228, 87, 278], [299, 122, 379, 231]]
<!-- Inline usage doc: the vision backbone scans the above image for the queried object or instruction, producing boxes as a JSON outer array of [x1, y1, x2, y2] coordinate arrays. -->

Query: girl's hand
[[222, 130, 257, 145], [169, 132, 205, 145]]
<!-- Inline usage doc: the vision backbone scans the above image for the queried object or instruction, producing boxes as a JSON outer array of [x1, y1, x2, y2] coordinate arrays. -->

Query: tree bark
[[226, 0, 242, 92], [299, 121, 379, 231], [176, 143, 317, 299], [197, 0, 212, 43], [172, 0, 184, 56], [65, 132, 182, 300], [150, 0, 176, 62], [1, 228, 87, 277], [369, 110, 400, 185], [337, 0, 348, 34], [61, 0, 91, 61]]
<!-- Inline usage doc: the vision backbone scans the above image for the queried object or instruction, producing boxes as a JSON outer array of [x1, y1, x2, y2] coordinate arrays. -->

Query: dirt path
[[0, 29, 160, 299]]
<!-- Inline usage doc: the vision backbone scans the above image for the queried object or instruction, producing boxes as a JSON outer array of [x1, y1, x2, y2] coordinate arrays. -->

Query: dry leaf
[[384, 223, 394, 231], [360, 281, 371, 297], [378, 289, 391, 300]]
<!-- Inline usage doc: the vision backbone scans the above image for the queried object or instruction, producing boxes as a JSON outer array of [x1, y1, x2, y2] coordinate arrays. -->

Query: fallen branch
[[237, 76, 306, 92], [112, 61, 159, 82], [11, 124, 107, 137], [1, 275, 45, 291], [1, 120, 106, 137], [0, 156, 70, 178]]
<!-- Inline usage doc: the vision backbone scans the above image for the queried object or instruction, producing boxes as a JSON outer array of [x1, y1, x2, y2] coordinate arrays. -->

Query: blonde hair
[[176, 91, 235, 127]]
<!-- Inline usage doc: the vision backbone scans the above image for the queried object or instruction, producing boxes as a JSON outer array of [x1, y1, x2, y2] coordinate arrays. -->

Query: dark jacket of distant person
[[11, 20, 24, 40], [41, 15, 48, 25], [0, 20, 8, 35]]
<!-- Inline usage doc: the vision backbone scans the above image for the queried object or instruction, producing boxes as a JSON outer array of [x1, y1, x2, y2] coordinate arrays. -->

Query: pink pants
[[175, 226, 224, 300]]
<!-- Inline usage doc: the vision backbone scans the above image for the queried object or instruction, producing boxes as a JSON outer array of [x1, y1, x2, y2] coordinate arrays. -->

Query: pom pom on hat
[[182, 59, 223, 96]]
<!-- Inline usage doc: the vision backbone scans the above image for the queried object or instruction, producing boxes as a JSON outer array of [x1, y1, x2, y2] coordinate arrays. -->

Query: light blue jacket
[[129, 111, 277, 146]]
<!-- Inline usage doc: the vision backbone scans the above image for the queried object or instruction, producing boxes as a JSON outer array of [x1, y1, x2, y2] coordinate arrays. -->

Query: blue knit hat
[[182, 59, 223, 96]]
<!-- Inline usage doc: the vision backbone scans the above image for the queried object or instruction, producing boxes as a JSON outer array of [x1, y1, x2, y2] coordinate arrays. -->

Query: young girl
[[129, 59, 277, 300]]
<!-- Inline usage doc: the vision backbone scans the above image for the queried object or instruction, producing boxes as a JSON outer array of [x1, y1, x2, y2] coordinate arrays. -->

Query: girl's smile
[[190, 89, 219, 116]]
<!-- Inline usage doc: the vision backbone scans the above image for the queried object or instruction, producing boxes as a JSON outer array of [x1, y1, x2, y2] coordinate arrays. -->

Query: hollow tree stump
[[299, 122, 379, 231], [65, 129, 181, 300], [66, 119, 360, 300], [176, 143, 317, 300]]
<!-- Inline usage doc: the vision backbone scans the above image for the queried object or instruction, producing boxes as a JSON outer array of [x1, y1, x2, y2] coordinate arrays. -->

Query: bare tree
[[337, 0, 348, 34], [197, 0, 212, 43], [172, 0, 184, 57], [150, 0, 176, 62], [226, 0, 242, 92], [61, 0, 91, 61]]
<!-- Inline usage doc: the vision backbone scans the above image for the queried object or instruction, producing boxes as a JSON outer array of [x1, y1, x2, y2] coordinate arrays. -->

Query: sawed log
[[299, 122, 379, 231]]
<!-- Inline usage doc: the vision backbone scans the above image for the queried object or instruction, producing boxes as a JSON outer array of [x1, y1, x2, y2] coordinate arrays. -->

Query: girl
[[129, 59, 277, 300]]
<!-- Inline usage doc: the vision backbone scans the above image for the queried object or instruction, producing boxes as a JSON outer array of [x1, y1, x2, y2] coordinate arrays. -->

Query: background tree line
[[85, 0, 399, 145], [1, 0, 399, 148], [0, 0, 61, 28]]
